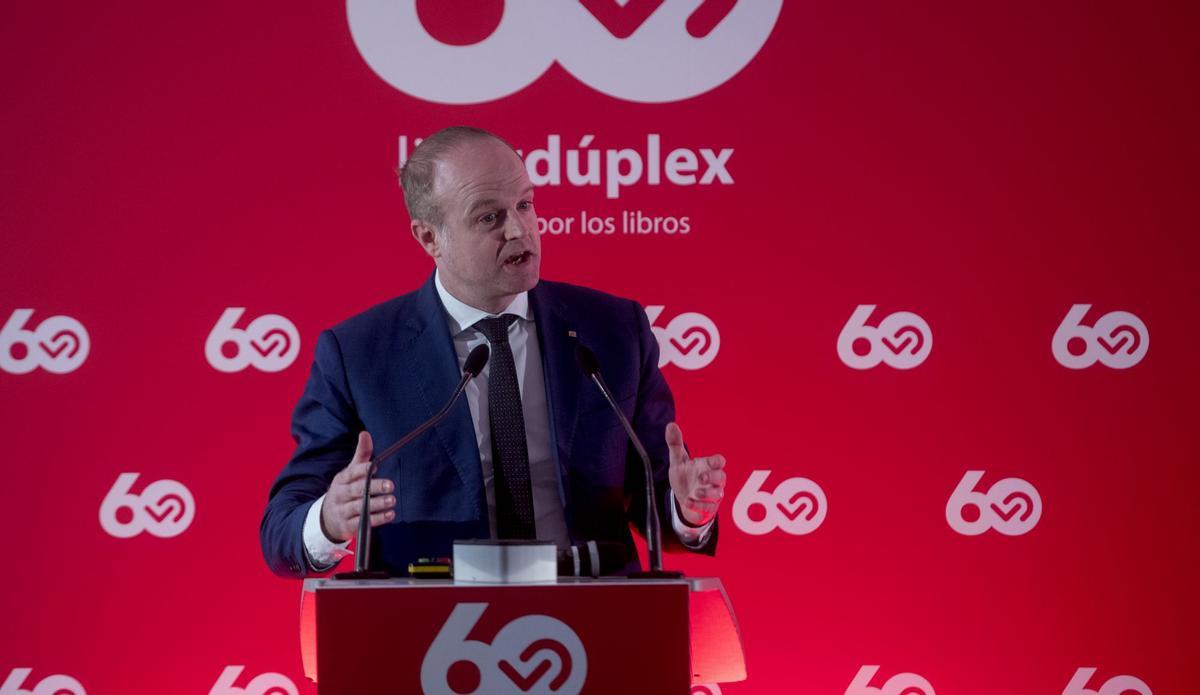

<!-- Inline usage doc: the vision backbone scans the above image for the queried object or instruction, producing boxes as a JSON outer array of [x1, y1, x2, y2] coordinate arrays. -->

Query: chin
[[515, 270, 540, 292]]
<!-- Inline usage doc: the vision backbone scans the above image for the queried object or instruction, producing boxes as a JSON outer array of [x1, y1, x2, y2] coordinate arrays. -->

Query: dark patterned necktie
[[473, 315, 536, 539]]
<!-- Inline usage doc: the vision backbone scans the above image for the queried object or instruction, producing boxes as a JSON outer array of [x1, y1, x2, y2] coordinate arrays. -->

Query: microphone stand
[[334, 344, 489, 580], [577, 345, 682, 579]]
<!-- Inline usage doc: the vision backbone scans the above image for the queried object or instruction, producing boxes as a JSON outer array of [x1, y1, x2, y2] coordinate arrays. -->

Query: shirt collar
[[434, 269, 532, 337]]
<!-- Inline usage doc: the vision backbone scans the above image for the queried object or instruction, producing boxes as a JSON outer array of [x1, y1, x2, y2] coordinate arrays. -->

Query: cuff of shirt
[[303, 494, 352, 571], [668, 491, 715, 548]]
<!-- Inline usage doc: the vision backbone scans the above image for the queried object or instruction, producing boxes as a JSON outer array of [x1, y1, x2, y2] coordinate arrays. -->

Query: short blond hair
[[399, 126, 515, 227]]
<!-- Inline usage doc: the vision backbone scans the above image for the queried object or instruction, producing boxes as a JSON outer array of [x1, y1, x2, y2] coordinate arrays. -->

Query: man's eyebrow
[[466, 188, 535, 215], [466, 198, 501, 216]]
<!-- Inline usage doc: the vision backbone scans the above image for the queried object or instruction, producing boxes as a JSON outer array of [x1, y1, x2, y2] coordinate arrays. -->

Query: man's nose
[[504, 209, 532, 239]]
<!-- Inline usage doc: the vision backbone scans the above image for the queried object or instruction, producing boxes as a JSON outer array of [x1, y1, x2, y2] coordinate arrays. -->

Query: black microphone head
[[575, 344, 600, 376], [464, 344, 490, 377]]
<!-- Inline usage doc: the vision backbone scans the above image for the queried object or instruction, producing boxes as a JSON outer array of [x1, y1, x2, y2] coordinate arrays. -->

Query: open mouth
[[503, 251, 532, 266]]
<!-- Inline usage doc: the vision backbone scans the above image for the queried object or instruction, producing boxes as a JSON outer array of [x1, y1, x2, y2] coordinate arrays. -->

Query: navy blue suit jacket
[[260, 273, 717, 577]]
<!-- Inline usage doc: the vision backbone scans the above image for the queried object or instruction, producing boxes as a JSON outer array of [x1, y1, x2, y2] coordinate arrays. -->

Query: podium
[[299, 576, 745, 694]]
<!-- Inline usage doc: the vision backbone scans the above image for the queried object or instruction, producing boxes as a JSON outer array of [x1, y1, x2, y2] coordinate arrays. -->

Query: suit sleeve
[[625, 300, 718, 556], [260, 329, 364, 578]]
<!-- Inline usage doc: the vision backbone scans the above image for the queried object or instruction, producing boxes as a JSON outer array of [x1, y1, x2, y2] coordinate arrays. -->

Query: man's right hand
[[319, 431, 396, 542]]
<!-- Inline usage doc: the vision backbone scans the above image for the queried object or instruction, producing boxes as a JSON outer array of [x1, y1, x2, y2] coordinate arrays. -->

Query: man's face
[[416, 137, 540, 313]]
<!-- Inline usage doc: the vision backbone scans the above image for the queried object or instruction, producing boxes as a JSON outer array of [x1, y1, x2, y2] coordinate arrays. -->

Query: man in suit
[[260, 126, 727, 577]]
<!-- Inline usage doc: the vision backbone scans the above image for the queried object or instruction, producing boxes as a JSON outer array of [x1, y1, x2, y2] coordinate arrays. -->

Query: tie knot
[[473, 315, 518, 344]]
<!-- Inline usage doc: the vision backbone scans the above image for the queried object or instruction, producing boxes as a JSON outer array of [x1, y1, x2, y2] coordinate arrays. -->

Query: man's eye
[[479, 213, 498, 224], [517, 200, 533, 211]]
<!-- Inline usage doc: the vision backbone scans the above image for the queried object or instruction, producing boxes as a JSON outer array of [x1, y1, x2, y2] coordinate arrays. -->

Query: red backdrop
[[2, 2, 1197, 693]]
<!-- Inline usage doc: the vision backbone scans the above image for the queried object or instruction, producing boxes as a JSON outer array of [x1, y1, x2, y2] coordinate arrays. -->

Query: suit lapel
[[403, 273, 485, 510], [530, 282, 582, 470]]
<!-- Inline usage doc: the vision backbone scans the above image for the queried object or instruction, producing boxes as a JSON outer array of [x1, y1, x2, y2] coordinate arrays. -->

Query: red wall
[[2, 2, 1196, 693]]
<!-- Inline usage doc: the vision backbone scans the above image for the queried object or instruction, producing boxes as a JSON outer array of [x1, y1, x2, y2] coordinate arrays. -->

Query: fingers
[[335, 492, 396, 525], [335, 480, 394, 509], [682, 496, 720, 519], [665, 421, 687, 464], [345, 509, 396, 529], [350, 494, 396, 516], [344, 476, 393, 500], [699, 468, 727, 487], [690, 484, 725, 502], [351, 430, 373, 464]]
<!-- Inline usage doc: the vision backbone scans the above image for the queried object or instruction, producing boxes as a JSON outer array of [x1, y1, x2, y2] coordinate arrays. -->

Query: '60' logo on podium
[[205, 308, 299, 373], [421, 602, 587, 695], [1063, 668, 1151, 695], [837, 305, 932, 370], [846, 666, 935, 695], [1052, 304, 1148, 370], [0, 669, 85, 695], [99, 473, 195, 539], [209, 666, 298, 695], [646, 305, 720, 370], [732, 470, 827, 536], [0, 309, 89, 374], [946, 471, 1041, 536]]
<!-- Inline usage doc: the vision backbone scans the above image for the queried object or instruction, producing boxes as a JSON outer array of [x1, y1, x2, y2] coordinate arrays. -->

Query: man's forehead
[[437, 143, 531, 201]]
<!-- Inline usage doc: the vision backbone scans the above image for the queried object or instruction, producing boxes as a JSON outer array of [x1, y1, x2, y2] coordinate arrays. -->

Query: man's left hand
[[666, 421, 726, 527]]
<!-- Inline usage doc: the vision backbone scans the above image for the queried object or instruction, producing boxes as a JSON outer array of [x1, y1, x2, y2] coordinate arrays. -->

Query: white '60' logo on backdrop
[[837, 305, 932, 370], [209, 666, 298, 695], [99, 473, 195, 539], [732, 470, 827, 536], [0, 309, 89, 374], [1063, 668, 1151, 695], [646, 305, 720, 370], [205, 308, 299, 373], [846, 665, 935, 695], [348, 0, 782, 104], [945, 471, 1041, 536], [1052, 304, 1148, 369], [421, 602, 587, 695], [0, 669, 84, 695]]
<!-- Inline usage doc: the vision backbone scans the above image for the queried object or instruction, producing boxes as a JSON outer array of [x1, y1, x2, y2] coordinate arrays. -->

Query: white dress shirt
[[302, 270, 713, 569]]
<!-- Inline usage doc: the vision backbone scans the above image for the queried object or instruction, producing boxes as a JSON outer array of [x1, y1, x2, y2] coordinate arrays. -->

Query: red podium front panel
[[308, 578, 692, 694]]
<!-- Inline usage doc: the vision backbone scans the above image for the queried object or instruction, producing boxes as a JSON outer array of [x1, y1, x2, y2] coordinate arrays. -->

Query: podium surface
[[300, 576, 744, 694]]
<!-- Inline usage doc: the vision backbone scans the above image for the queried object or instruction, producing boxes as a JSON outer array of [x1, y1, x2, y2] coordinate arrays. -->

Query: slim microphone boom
[[335, 343, 490, 579], [575, 344, 681, 578]]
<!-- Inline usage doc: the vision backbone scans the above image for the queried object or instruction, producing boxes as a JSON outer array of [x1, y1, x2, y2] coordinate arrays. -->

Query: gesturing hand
[[319, 431, 397, 543], [666, 422, 726, 527]]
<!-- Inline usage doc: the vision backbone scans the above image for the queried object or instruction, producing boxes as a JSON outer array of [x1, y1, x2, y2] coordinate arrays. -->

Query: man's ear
[[411, 219, 441, 259]]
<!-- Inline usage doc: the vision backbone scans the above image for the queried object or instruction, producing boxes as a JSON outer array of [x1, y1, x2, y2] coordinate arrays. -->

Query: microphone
[[575, 344, 682, 578], [335, 343, 490, 580], [557, 540, 629, 578]]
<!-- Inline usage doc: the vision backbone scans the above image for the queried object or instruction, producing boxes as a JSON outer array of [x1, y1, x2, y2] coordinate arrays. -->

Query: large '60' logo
[[1063, 668, 1151, 695], [846, 666, 935, 695], [0, 309, 89, 374], [99, 473, 195, 539], [348, 1, 783, 104], [421, 603, 587, 695], [732, 470, 827, 536], [837, 305, 932, 370], [0, 669, 85, 695], [1052, 304, 1148, 369], [204, 308, 299, 373], [945, 471, 1041, 537], [646, 305, 720, 370]]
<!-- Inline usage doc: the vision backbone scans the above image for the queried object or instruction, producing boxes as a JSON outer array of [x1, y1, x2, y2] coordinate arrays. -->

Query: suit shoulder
[[325, 287, 423, 342], [536, 279, 641, 314]]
